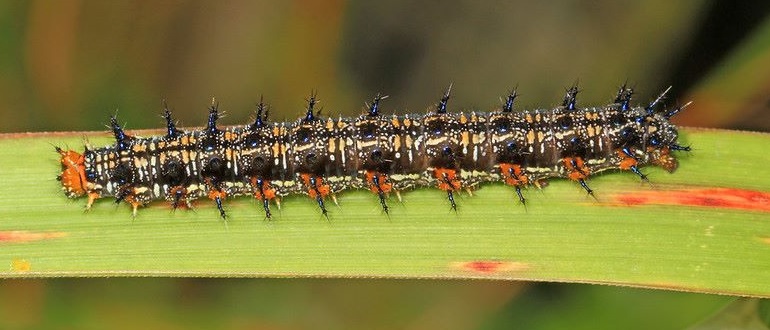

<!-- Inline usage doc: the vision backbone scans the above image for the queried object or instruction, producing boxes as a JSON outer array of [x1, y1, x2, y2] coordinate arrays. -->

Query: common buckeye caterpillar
[[57, 84, 690, 219]]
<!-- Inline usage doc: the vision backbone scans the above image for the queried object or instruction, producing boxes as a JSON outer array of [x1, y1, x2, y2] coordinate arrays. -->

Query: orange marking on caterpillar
[[123, 192, 145, 217], [207, 189, 227, 201], [612, 188, 770, 213], [365, 171, 392, 193], [300, 173, 330, 198], [616, 150, 638, 170], [434, 168, 461, 191], [86, 192, 99, 210], [563, 157, 590, 181], [648, 146, 678, 172], [499, 163, 528, 186], [250, 177, 277, 200], [168, 186, 191, 209]]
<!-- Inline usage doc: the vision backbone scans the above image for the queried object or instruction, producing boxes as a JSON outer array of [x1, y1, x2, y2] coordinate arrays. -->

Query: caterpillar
[[56, 84, 690, 219]]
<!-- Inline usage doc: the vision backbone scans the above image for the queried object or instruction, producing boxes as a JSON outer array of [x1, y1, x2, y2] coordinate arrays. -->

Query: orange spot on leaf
[[11, 259, 31, 272], [0, 231, 68, 243], [612, 188, 770, 213], [453, 261, 530, 274]]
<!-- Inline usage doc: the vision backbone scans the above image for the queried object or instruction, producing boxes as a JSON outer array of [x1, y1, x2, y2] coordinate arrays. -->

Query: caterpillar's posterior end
[[57, 147, 88, 198]]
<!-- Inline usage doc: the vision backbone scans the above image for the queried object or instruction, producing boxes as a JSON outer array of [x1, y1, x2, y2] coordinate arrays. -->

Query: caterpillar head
[[641, 106, 690, 172]]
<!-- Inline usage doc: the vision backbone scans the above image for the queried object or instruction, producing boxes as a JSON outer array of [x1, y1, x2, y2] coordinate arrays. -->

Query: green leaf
[[1, 129, 769, 298]]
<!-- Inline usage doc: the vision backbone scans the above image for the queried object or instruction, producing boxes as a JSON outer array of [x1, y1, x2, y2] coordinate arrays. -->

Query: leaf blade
[[1, 129, 769, 298]]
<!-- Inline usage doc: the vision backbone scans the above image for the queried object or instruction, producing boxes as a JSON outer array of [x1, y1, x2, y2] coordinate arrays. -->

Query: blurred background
[[3, 0, 770, 133], [2, 0, 770, 328]]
